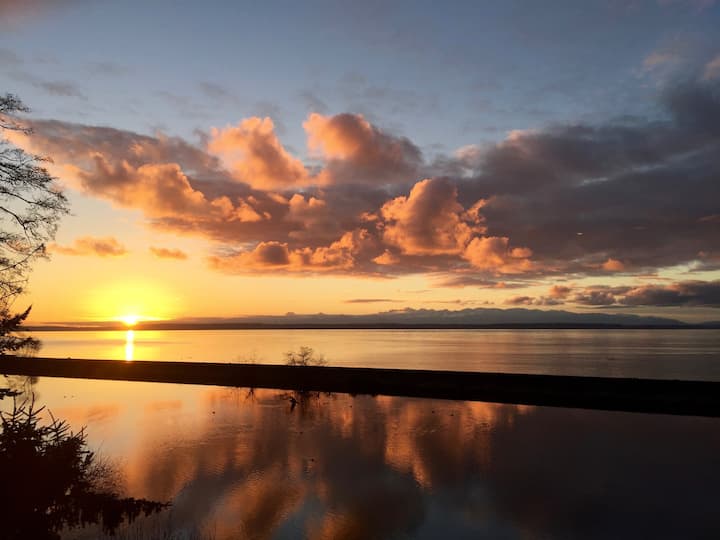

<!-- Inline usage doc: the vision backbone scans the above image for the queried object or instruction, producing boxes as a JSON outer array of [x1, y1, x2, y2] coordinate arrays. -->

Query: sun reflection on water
[[125, 330, 134, 361]]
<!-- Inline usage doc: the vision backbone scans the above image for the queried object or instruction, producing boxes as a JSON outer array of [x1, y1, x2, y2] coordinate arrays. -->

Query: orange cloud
[[602, 258, 625, 272], [149, 247, 188, 260], [304, 112, 421, 185], [208, 117, 311, 189], [51, 236, 127, 257], [379, 178, 481, 256], [462, 237, 534, 274], [549, 285, 572, 298]]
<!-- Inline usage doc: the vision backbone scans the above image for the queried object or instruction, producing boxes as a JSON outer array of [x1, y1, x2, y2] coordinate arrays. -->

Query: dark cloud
[[620, 280, 720, 307], [571, 289, 623, 306], [298, 90, 329, 114], [505, 295, 564, 306], [198, 82, 239, 103], [35, 80, 86, 99], [452, 80, 720, 275], [6, 70, 86, 99], [541, 281, 720, 308]]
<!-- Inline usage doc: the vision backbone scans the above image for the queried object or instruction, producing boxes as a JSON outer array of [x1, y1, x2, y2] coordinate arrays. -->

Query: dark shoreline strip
[[2, 356, 719, 417]]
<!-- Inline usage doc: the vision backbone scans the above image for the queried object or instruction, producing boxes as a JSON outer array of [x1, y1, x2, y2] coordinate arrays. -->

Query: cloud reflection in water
[[26, 379, 720, 540]]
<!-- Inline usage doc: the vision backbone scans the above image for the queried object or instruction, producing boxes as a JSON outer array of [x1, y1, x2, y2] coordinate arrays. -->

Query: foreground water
[[3, 376, 718, 539], [29, 328, 720, 380]]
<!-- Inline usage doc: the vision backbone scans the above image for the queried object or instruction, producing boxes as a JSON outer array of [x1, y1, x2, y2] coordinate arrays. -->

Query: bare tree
[[1, 93, 69, 352]]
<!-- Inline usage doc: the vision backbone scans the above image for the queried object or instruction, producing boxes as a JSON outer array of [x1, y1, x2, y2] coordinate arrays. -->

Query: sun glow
[[119, 314, 141, 327]]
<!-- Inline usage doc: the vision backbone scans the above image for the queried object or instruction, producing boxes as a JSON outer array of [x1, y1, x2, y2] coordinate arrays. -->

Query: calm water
[[3, 376, 718, 540], [29, 328, 720, 380]]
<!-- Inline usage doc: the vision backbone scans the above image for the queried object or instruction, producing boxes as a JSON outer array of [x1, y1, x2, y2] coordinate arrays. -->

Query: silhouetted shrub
[[0, 306, 39, 356], [0, 396, 168, 539], [284, 346, 327, 366]]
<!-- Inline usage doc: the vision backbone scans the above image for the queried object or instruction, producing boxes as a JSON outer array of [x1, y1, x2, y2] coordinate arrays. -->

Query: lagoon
[[29, 328, 720, 381], [3, 375, 718, 540]]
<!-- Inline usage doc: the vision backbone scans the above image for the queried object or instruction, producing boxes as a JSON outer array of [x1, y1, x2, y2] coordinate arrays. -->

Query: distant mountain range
[[28, 308, 720, 330]]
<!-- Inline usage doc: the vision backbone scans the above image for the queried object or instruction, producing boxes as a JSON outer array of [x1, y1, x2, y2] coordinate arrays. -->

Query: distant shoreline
[[25, 323, 720, 331], [2, 356, 718, 417]]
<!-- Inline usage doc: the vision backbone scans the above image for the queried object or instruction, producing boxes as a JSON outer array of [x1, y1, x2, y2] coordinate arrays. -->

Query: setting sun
[[119, 314, 140, 327]]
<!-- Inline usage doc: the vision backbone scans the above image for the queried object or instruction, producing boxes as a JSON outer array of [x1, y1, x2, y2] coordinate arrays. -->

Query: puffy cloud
[[458, 81, 720, 277], [6, 78, 720, 292], [51, 236, 127, 257], [549, 285, 572, 298], [602, 258, 625, 272], [76, 158, 209, 218], [208, 117, 310, 189], [463, 236, 533, 274], [208, 234, 361, 274], [379, 178, 483, 256], [304, 113, 422, 185], [149, 247, 188, 260], [571, 288, 622, 306]]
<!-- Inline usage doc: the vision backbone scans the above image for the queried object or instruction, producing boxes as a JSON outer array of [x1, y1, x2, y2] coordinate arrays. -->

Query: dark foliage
[[284, 346, 327, 366], [0, 305, 39, 355], [0, 397, 168, 539], [1, 92, 69, 351]]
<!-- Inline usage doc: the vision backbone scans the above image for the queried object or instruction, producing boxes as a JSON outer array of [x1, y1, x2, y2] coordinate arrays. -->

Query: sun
[[119, 314, 141, 327]]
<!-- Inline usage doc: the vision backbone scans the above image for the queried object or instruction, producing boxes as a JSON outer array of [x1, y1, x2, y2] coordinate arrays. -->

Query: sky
[[1, 0, 719, 323]]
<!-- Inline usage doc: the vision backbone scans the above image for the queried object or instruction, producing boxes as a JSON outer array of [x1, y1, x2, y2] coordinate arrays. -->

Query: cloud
[[208, 117, 310, 189], [602, 258, 625, 272], [703, 54, 720, 81], [551, 281, 720, 308], [504, 295, 564, 306], [35, 80, 85, 99], [198, 82, 239, 103], [379, 178, 481, 256], [642, 51, 681, 72], [6, 70, 86, 99], [298, 90, 329, 114], [620, 280, 720, 307], [548, 285, 572, 298], [571, 288, 622, 306], [7, 79, 720, 289], [304, 112, 422, 185], [50, 236, 127, 257], [208, 235, 361, 274], [149, 247, 188, 260], [455, 80, 720, 276], [463, 236, 534, 273]]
